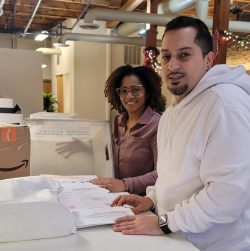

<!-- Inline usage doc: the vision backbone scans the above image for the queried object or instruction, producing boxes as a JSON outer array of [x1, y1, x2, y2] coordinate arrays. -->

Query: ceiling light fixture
[[138, 28, 147, 37], [35, 31, 49, 41]]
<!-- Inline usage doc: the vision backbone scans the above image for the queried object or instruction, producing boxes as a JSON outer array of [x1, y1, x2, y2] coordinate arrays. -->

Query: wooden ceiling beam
[[40, 0, 112, 10], [119, 0, 145, 11], [12, 0, 111, 5], [7, 0, 119, 12], [4, 6, 83, 19], [15, 13, 69, 20], [48, 0, 110, 4], [106, 0, 145, 28], [9, 1, 121, 15]]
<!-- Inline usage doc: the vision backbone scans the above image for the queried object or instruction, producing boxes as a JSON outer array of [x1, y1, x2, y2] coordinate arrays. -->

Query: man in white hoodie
[[111, 16, 250, 251]]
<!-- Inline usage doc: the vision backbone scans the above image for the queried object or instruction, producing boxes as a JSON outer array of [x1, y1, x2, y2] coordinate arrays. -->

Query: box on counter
[[25, 118, 114, 178], [0, 125, 30, 179]]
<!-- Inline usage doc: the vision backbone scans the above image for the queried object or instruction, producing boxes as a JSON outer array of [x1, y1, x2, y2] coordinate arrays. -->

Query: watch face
[[158, 214, 167, 226]]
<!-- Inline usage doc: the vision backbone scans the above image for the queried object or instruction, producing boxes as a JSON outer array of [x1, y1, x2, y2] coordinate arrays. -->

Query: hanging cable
[[72, 0, 92, 30]]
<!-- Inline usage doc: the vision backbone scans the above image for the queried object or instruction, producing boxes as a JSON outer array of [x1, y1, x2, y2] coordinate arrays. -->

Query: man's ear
[[206, 51, 215, 69]]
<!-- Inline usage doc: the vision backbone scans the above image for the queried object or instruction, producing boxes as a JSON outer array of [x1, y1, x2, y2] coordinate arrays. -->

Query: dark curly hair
[[104, 65, 162, 114]]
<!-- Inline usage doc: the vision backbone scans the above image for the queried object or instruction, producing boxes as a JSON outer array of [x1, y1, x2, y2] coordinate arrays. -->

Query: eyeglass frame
[[116, 85, 145, 97]]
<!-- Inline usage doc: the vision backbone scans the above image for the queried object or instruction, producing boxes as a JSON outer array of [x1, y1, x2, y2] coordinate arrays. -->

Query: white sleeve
[[169, 101, 250, 233], [146, 185, 156, 207]]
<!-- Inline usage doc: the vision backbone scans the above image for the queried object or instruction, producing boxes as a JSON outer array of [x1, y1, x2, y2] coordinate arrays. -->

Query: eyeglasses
[[116, 85, 144, 97]]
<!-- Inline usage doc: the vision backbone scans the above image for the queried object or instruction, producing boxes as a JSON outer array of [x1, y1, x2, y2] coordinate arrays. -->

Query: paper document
[[58, 183, 112, 209], [54, 176, 134, 228], [73, 206, 134, 228]]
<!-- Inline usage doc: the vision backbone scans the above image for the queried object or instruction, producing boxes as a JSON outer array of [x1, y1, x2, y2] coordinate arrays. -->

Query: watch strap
[[160, 223, 172, 235], [158, 214, 172, 235]]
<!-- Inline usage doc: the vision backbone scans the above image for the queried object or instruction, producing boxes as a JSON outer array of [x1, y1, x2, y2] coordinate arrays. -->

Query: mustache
[[167, 72, 184, 79]]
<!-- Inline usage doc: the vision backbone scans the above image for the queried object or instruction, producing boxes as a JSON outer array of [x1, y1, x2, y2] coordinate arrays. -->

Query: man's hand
[[112, 215, 164, 236], [111, 194, 154, 214], [90, 178, 127, 192]]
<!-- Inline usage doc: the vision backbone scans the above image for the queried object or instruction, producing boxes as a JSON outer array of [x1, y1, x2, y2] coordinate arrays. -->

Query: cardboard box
[[0, 125, 30, 179]]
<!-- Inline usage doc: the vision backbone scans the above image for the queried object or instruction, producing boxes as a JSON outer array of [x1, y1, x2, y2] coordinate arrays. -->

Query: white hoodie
[[147, 65, 250, 251]]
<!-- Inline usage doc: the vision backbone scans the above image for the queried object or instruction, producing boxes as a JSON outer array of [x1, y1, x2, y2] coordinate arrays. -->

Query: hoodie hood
[[179, 64, 250, 107]]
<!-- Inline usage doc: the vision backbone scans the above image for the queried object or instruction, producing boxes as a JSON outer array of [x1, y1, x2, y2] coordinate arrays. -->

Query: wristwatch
[[158, 214, 172, 235]]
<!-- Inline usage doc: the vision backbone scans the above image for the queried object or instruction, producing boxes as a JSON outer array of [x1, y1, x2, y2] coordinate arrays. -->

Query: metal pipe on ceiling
[[115, 22, 146, 37], [167, 0, 196, 13], [36, 47, 61, 55], [81, 8, 174, 29], [23, 0, 43, 36], [58, 33, 161, 47], [116, 0, 194, 36], [81, 2, 250, 33], [58, 0, 250, 47]]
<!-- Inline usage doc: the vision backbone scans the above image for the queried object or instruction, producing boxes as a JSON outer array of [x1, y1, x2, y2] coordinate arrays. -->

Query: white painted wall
[[74, 40, 107, 119], [0, 34, 52, 81], [51, 21, 116, 120], [73, 21, 110, 120], [51, 40, 75, 114], [111, 44, 124, 70], [0, 34, 17, 48], [17, 38, 52, 80], [0, 48, 43, 118]]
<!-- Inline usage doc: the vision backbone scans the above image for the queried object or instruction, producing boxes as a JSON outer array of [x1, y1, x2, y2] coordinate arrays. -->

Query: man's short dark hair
[[163, 16, 213, 57]]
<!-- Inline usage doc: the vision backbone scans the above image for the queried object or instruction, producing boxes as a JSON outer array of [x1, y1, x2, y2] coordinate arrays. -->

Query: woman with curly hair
[[91, 65, 163, 195]]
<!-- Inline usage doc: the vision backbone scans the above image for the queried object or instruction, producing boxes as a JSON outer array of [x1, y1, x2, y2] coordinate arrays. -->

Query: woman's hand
[[90, 177, 127, 192]]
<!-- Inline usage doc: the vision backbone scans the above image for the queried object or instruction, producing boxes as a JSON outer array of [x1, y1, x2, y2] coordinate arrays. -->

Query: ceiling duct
[[116, 0, 195, 36], [59, 0, 250, 47], [81, 3, 250, 36], [164, 0, 196, 14], [81, 8, 174, 29], [36, 47, 61, 55], [57, 33, 161, 47], [115, 23, 146, 37]]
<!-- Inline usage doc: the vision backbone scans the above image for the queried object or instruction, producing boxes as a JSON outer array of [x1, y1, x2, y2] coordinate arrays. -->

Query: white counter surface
[[0, 225, 199, 251]]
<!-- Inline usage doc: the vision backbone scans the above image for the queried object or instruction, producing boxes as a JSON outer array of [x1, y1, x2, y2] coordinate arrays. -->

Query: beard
[[168, 84, 188, 96]]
